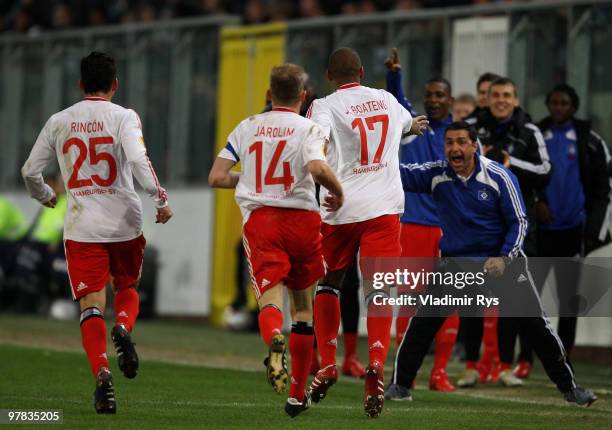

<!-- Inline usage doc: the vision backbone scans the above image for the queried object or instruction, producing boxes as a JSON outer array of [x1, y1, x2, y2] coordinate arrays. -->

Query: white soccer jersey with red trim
[[218, 108, 326, 223], [22, 97, 167, 242], [306, 84, 413, 224]]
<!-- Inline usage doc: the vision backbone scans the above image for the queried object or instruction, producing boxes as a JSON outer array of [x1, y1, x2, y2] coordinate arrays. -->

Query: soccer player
[[305, 47, 428, 418], [384, 48, 459, 394], [395, 120, 597, 407], [21, 51, 172, 414], [208, 63, 344, 418]]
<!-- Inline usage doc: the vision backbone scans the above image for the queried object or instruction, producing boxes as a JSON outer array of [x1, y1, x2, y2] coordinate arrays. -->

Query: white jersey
[[306, 83, 413, 224], [218, 108, 326, 223], [22, 97, 167, 242]]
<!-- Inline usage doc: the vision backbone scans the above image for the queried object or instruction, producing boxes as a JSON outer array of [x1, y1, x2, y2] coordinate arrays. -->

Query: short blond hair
[[270, 63, 305, 104]]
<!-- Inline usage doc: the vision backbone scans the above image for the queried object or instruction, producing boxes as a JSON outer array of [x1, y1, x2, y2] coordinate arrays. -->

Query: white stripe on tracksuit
[[487, 163, 528, 258], [521, 251, 577, 389]]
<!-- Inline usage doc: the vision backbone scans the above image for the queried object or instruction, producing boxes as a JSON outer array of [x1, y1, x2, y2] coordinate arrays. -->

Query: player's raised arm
[[384, 48, 416, 116], [120, 109, 172, 223], [21, 118, 57, 207]]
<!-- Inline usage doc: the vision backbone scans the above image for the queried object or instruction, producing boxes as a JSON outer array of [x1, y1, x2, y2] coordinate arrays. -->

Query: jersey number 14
[[248, 140, 294, 193]]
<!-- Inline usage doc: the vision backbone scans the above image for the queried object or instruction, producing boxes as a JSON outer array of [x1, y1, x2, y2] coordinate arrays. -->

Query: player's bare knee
[[289, 287, 314, 313], [258, 284, 284, 310], [79, 289, 106, 312], [293, 308, 313, 323]]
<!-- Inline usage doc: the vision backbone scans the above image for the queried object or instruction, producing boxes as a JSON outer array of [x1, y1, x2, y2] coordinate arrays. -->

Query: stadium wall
[[5, 189, 214, 317]]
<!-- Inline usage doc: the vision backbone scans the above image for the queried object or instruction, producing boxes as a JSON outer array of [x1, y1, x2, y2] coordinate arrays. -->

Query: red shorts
[[322, 214, 401, 272], [64, 234, 146, 301], [400, 223, 442, 258], [242, 207, 325, 299], [399, 223, 441, 294]]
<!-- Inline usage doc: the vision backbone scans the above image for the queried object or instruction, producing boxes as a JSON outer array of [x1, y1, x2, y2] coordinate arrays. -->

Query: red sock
[[395, 316, 410, 347], [343, 332, 358, 358], [433, 314, 459, 370], [500, 362, 512, 371], [367, 298, 392, 365], [482, 313, 499, 361], [258, 305, 283, 346], [80, 308, 109, 377], [314, 289, 340, 367], [289, 322, 314, 401], [114, 288, 139, 332], [466, 360, 478, 370]]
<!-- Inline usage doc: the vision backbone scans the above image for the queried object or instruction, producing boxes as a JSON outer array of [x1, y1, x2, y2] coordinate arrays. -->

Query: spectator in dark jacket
[[465, 77, 551, 384], [515, 83, 611, 378], [466, 77, 551, 216]]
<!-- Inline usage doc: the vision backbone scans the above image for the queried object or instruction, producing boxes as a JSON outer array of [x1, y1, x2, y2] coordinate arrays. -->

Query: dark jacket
[[537, 117, 611, 251], [466, 107, 551, 210]]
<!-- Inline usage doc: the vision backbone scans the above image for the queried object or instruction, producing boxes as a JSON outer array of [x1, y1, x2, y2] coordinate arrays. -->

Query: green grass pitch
[[0, 315, 610, 429]]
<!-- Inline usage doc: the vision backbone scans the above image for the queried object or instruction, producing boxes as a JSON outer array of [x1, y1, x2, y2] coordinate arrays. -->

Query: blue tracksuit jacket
[[400, 155, 528, 258]]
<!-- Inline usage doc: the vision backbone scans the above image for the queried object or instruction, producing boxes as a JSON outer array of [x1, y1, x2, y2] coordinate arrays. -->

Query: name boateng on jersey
[[306, 84, 413, 224]]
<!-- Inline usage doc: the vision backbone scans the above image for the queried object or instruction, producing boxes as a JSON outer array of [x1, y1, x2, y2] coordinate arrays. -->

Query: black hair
[[426, 76, 452, 96], [477, 72, 501, 88], [444, 121, 478, 142], [545, 83, 580, 110], [328, 47, 362, 81], [80, 51, 116, 93]]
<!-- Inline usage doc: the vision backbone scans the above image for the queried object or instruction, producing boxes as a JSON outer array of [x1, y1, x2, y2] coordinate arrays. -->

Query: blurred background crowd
[[1, 0, 524, 33]]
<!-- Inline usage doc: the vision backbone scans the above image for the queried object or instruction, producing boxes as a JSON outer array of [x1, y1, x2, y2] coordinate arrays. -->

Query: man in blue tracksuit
[[384, 49, 459, 392], [385, 120, 596, 406]]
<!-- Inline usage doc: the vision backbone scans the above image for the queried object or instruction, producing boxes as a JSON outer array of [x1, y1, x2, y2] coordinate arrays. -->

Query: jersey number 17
[[351, 114, 389, 166]]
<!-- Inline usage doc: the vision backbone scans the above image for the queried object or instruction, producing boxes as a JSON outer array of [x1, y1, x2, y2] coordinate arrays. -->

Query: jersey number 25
[[63, 137, 117, 189]]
